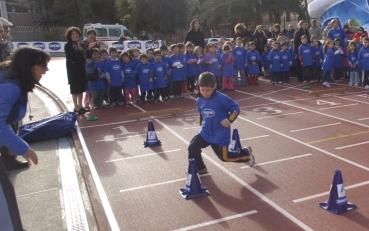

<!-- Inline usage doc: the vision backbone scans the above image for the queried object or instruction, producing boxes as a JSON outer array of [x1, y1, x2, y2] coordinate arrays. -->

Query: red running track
[[77, 80, 369, 231]]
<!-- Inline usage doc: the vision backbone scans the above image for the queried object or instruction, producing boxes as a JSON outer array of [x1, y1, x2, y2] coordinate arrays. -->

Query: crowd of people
[[65, 18, 369, 114]]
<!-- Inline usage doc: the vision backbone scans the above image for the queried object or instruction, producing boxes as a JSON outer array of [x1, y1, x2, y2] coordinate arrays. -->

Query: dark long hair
[[7, 47, 50, 92]]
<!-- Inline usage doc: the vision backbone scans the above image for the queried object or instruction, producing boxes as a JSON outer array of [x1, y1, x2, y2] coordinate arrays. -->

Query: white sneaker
[[322, 81, 331, 88], [246, 146, 255, 167]]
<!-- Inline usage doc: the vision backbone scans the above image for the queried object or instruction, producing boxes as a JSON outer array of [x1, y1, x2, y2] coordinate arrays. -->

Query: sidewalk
[[8, 90, 97, 230]]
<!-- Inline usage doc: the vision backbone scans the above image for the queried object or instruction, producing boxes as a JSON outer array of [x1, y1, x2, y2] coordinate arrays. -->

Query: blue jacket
[[186, 52, 198, 77], [268, 49, 281, 72], [0, 73, 29, 155], [328, 28, 347, 46], [122, 60, 137, 88], [299, 44, 313, 67], [312, 45, 323, 68], [197, 91, 240, 146], [280, 50, 292, 72], [246, 50, 261, 74], [322, 47, 335, 71], [169, 54, 186, 81], [105, 58, 124, 87], [233, 46, 246, 69], [205, 52, 222, 77], [135, 62, 154, 91], [333, 47, 344, 68], [86, 59, 104, 91], [358, 46, 369, 70], [221, 53, 235, 77], [153, 60, 168, 89]]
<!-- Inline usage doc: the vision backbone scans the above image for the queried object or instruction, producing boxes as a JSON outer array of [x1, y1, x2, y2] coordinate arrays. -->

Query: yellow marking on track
[[308, 130, 369, 144]]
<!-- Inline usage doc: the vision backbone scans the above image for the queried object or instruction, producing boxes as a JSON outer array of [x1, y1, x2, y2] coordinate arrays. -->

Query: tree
[[115, 0, 188, 34]]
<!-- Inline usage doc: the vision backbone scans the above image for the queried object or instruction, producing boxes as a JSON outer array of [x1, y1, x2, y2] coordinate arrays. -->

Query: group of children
[[83, 33, 369, 109]]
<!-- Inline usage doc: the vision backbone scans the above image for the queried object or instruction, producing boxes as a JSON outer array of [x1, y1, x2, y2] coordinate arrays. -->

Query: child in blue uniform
[[135, 54, 155, 102], [85, 48, 105, 109], [298, 35, 313, 83], [188, 72, 255, 174], [246, 41, 261, 85], [185, 42, 198, 94], [358, 37, 369, 89], [348, 41, 360, 87], [121, 52, 138, 105], [322, 39, 335, 88], [233, 37, 246, 83], [153, 49, 169, 102], [268, 41, 281, 84], [105, 47, 124, 106], [221, 44, 235, 90], [312, 38, 323, 83]]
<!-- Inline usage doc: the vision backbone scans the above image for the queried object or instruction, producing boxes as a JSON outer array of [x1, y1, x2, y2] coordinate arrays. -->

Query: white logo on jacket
[[202, 108, 215, 118]]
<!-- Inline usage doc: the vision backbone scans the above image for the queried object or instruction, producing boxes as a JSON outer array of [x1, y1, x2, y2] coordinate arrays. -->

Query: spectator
[[184, 18, 205, 49], [139, 30, 149, 40], [64, 27, 87, 114], [253, 25, 268, 54], [271, 24, 281, 40], [343, 24, 354, 40], [1, 47, 49, 231], [293, 20, 310, 82], [327, 19, 347, 47], [309, 19, 323, 40], [284, 24, 295, 40], [323, 21, 333, 40], [352, 27, 368, 42]]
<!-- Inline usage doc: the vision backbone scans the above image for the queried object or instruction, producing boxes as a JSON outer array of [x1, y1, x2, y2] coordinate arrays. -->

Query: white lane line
[[76, 125, 120, 230], [237, 115, 369, 172], [241, 153, 313, 169], [183, 126, 200, 130], [120, 173, 211, 193], [106, 149, 181, 163], [173, 210, 258, 231], [240, 135, 270, 141], [255, 112, 303, 120], [335, 141, 369, 150], [17, 187, 58, 198], [95, 133, 146, 142], [289, 122, 341, 133], [358, 117, 369, 121], [235, 90, 369, 129], [132, 104, 313, 231], [318, 103, 358, 111], [293, 180, 369, 203], [80, 119, 140, 129]]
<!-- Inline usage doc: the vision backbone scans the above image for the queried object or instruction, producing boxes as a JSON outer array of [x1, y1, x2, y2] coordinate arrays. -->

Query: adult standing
[[0, 47, 49, 231], [293, 20, 310, 82], [352, 27, 368, 42], [328, 19, 347, 46], [64, 27, 87, 114], [184, 18, 205, 49], [309, 19, 323, 40], [253, 25, 267, 54]]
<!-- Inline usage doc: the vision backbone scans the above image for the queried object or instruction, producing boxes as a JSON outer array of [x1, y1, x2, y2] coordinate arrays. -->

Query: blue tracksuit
[[358, 46, 369, 70], [328, 28, 347, 46], [122, 60, 137, 88], [205, 52, 222, 77], [348, 51, 359, 71], [246, 50, 261, 75], [312, 45, 323, 68], [153, 60, 168, 89], [86, 59, 104, 91], [280, 50, 292, 72], [135, 62, 154, 92], [197, 91, 240, 146], [268, 49, 281, 73], [0, 73, 28, 155], [169, 54, 186, 81], [333, 47, 345, 68], [299, 44, 313, 67], [105, 58, 124, 87], [322, 48, 335, 71], [186, 52, 198, 77], [233, 46, 246, 70], [221, 53, 235, 77]]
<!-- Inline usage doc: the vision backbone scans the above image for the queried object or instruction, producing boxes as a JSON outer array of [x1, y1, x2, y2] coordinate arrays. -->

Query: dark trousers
[[0, 154, 24, 231], [322, 70, 332, 82], [312, 66, 322, 81], [271, 72, 280, 83], [334, 67, 344, 81], [302, 65, 312, 82], [187, 76, 196, 93], [140, 89, 154, 101], [172, 80, 182, 97], [109, 86, 123, 103], [296, 58, 303, 82], [154, 87, 167, 101], [280, 71, 290, 83], [364, 71, 369, 86], [188, 134, 250, 170]]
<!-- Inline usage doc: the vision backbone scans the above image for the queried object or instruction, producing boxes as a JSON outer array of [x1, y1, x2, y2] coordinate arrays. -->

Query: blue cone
[[143, 120, 161, 147], [179, 158, 209, 199], [319, 169, 357, 214], [229, 129, 242, 152]]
